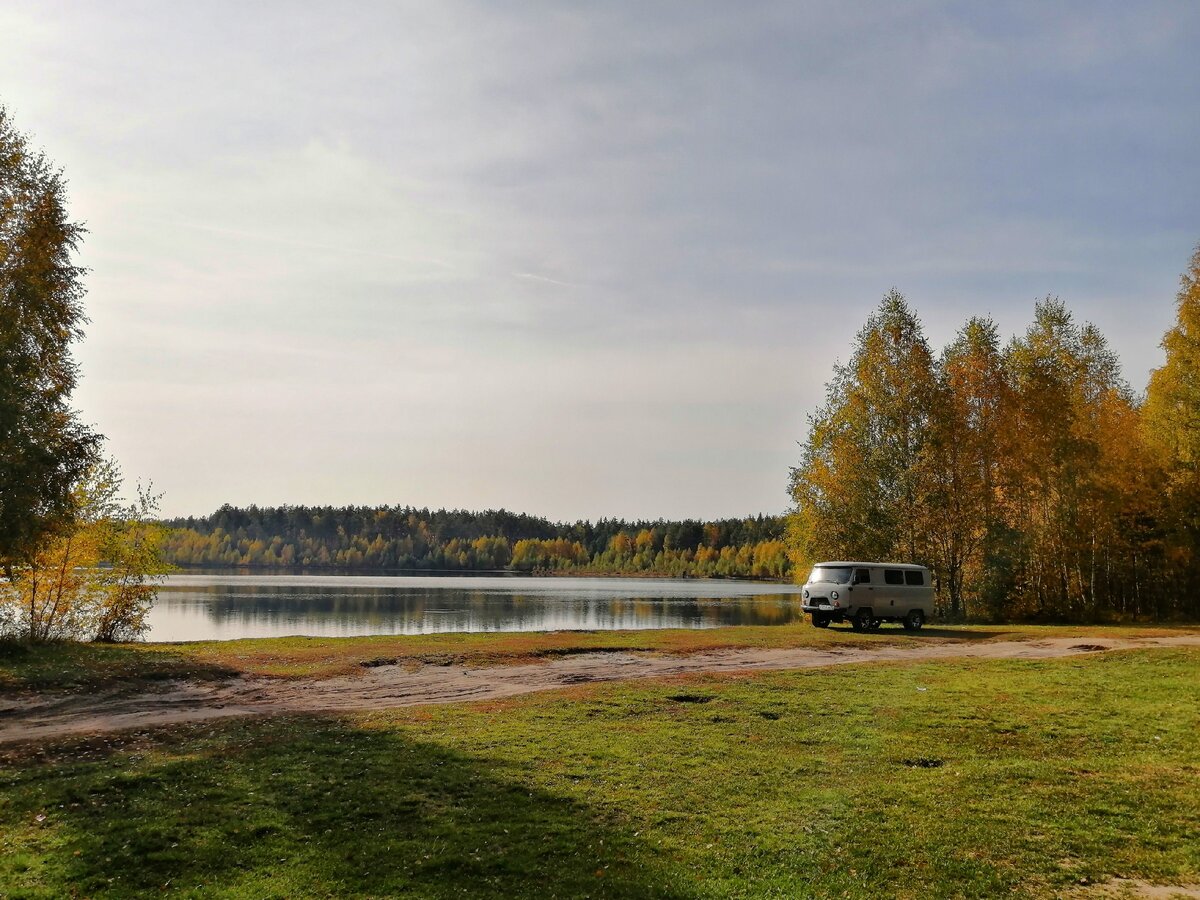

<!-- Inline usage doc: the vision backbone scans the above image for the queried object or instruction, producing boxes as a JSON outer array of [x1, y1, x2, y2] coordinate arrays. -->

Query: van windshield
[[808, 566, 852, 584]]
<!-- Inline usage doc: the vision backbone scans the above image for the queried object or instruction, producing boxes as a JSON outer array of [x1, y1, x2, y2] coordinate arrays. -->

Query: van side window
[[884, 569, 904, 585], [854, 568, 871, 584], [904, 570, 924, 586]]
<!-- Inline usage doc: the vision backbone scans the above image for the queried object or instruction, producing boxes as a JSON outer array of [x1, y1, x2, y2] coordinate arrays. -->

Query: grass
[[0, 641, 236, 694], [2, 622, 1195, 691], [1, 648, 1197, 897]]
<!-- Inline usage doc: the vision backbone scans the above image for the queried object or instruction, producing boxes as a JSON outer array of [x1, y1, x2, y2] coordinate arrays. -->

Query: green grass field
[[2, 646, 1197, 898]]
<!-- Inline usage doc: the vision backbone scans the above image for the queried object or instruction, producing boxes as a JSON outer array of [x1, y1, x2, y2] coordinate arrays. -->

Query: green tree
[[0, 106, 101, 572]]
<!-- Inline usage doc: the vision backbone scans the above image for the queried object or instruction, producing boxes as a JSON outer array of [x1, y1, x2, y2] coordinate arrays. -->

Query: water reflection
[[147, 574, 807, 641]]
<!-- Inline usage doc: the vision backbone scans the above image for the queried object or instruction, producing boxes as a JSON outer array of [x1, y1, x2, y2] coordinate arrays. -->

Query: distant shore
[[164, 563, 796, 584]]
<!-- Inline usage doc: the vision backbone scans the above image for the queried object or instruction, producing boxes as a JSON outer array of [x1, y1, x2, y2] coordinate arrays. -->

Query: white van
[[801, 561, 933, 631]]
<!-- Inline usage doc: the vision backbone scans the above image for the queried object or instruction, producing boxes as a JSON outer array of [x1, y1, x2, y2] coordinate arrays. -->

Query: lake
[[147, 573, 808, 642]]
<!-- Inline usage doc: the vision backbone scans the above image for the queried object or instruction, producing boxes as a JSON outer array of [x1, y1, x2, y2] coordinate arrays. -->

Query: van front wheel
[[903, 610, 925, 631], [811, 612, 831, 628]]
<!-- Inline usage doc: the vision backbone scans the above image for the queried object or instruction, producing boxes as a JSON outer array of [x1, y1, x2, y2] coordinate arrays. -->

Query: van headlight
[[830, 590, 839, 600], [803, 589, 809, 599]]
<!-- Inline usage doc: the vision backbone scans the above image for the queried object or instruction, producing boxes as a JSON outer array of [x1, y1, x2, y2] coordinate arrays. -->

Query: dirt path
[[3, 635, 1198, 746]]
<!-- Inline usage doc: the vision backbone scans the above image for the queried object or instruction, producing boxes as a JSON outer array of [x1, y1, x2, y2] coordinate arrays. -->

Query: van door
[[903, 568, 933, 614], [851, 567, 873, 612], [881, 568, 906, 616]]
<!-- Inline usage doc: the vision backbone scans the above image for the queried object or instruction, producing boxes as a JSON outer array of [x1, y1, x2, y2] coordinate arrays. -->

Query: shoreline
[[4, 632, 1199, 746], [163, 563, 796, 585]]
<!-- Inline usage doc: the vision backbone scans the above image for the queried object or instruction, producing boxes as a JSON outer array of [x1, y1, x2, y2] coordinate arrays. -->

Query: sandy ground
[[1074, 878, 1200, 899], [2, 634, 1199, 746]]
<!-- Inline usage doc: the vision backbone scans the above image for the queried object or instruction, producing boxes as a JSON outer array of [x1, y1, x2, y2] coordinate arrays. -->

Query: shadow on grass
[[3, 715, 691, 899], [902, 626, 1013, 639], [0, 641, 238, 695], [820, 625, 1012, 640]]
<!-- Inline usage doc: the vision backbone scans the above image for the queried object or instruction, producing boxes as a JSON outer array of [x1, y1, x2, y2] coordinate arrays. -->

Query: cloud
[[1, 0, 1197, 518]]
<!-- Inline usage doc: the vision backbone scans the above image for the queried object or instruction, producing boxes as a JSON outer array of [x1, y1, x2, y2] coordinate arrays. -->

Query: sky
[[1, 1, 1198, 521]]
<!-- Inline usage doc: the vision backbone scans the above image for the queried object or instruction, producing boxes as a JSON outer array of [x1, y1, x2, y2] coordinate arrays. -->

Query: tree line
[[790, 248, 1200, 622], [162, 507, 792, 579]]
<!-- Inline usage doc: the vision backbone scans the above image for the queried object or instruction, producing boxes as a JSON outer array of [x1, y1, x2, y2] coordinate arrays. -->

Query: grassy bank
[[2, 648, 1198, 897], [2, 624, 1197, 691]]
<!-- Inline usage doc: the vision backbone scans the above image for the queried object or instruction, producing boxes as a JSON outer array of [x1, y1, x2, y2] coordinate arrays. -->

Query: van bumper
[[802, 603, 840, 614]]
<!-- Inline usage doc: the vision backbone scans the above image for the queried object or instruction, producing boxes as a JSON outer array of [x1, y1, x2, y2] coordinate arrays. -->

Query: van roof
[[813, 561, 928, 570]]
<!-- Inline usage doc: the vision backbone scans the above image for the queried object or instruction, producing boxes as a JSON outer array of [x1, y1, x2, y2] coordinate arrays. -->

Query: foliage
[[0, 105, 102, 571], [1144, 245, 1200, 608], [791, 265, 1200, 622], [1, 649, 1197, 897], [161, 506, 793, 579], [921, 317, 1011, 617], [998, 301, 1154, 620], [789, 291, 937, 567], [0, 460, 172, 642]]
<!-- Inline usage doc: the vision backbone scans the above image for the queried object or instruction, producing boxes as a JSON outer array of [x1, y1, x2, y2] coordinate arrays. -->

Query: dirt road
[[3, 634, 1198, 746]]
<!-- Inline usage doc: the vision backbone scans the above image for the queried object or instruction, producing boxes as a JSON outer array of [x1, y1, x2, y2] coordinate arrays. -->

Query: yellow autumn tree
[[790, 287, 1174, 621], [919, 317, 1014, 618], [0, 460, 171, 642], [789, 290, 937, 574], [996, 300, 1153, 619], [1144, 243, 1200, 615]]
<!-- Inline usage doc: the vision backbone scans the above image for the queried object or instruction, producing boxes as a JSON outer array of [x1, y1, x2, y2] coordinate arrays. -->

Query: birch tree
[[789, 290, 937, 571], [921, 317, 1012, 618], [1144, 244, 1200, 618], [0, 460, 170, 642], [0, 106, 101, 572]]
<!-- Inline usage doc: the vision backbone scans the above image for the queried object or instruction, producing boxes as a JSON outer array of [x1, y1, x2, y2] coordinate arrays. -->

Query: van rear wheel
[[852, 610, 877, 632], [903, 610, 925, 631]]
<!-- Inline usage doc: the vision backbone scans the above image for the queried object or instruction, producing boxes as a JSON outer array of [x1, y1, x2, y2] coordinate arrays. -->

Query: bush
[[0, 461, 171, 642]]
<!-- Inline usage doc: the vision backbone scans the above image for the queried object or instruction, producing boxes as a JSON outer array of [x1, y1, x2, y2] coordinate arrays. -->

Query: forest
[[790, 246, 1200, 622], [161, 507, 792, 579]]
